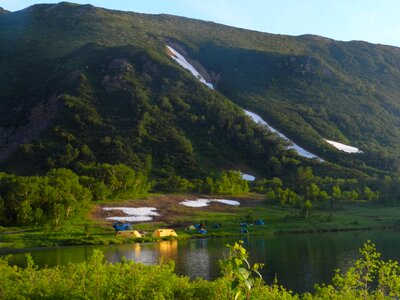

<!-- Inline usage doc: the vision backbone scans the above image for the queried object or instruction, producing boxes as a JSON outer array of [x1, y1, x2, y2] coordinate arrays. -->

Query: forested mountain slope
[[1, 2, 399, 177]]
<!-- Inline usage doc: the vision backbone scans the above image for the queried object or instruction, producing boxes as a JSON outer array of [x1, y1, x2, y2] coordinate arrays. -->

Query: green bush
[[1, 241, 398, 299]]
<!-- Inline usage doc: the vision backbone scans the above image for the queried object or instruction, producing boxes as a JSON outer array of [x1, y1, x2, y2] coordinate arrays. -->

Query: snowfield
[[180, 199, 240, 207], [241, 173, 256, 181], [325, 139, 362, 153], [244, 110, 321, 160], [167, 45, 214, 89], [103, 207, 160, 222]]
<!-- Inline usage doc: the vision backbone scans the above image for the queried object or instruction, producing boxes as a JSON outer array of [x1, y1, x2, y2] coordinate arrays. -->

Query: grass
[[172, 203, 400, 237], [1, 194, 400, 250]]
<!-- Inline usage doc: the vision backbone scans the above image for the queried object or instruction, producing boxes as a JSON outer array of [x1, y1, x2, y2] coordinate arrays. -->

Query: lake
[[1, 229, 400, 293]]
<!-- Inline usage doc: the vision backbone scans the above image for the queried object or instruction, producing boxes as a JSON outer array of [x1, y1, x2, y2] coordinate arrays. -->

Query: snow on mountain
[[166, 45, 320, 161], [242, 173, 256, 181], [167, 45, 214, 89], [244, 110, 321, 160], [325, 139, 362, 153]]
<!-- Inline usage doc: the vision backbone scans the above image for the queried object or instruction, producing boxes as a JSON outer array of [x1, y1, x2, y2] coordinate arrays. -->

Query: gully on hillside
[[166, 45, 364, 162]]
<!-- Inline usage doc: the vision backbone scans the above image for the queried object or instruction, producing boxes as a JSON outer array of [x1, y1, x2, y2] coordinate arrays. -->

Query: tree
[[265, 190, 276, 203], [47, 169, 92, 220], [296, 167, 314, 195], [331, 185, 342, 207], [314, 241, 400, 298], [364, 186, 375, 202], [302, 200, 312, 219], [219, 241, 263, 300]]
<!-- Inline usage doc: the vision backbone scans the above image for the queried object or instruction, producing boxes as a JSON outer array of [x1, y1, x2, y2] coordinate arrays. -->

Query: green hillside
[[1, 2, 400, 177]]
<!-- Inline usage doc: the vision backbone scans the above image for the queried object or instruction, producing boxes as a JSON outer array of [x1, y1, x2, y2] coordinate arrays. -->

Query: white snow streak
[[167, 45, 214, 89], [180, 199, 240, 207], [180, 199, 210, 207], [325, 139, 362, 153], [103, 207, 159, 222], [166, 45, 324, 161], [242, 173, 256, 181], [214, 199, 241, 206], [107, 216, 154, 222], [244, 110, 321, 160]]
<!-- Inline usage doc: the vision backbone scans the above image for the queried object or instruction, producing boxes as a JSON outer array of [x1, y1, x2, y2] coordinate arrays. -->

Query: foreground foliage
[[0, 241, 399, 299]]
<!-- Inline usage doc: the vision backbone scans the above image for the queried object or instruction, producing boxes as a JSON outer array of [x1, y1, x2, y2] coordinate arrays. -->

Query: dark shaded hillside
[[1, 2, 400, 176], [0, 29, 296, 178], [189, 38, 400, 172]]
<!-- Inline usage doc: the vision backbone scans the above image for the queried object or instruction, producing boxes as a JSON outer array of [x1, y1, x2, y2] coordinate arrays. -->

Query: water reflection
[[156, 240, 178, 262], [2, 229, 400, 293], [103, 240, 179, 265], [183, 239, 211, 279]]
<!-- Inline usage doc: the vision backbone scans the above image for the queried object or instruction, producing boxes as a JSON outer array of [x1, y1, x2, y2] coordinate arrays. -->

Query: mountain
[[0, 8, 9, 15], [0, 2, 399, 178]]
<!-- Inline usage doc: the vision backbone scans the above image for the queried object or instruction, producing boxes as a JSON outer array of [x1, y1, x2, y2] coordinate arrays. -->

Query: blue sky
[[1, 0, 399, 47]]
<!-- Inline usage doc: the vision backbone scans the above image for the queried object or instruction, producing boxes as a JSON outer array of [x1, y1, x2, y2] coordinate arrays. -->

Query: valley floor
[[1, 193, 400, 249]]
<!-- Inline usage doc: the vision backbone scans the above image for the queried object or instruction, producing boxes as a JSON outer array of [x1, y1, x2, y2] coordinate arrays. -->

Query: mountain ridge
[[1, 2, 400, 177]]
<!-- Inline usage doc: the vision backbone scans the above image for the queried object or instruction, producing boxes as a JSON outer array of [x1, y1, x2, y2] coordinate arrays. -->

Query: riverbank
[[1, 193, 400, 249]]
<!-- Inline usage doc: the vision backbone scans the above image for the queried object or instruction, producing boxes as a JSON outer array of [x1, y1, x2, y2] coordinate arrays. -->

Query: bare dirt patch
[[91, 194, 264, 227]]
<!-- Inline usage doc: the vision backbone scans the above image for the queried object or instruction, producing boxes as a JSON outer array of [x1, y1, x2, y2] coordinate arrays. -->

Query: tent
[[113, 222, 132, 232], [117, 230, 142, 238], [152, 229, 178, 238]]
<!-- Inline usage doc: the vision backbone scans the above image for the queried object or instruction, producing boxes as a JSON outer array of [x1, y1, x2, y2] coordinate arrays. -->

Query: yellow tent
[[152, 229, 178, 238], [117, 230, 142, 238]]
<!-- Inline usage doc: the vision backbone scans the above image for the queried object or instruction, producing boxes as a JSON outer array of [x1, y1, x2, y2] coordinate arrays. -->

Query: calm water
[[1, 230, 400, 293]]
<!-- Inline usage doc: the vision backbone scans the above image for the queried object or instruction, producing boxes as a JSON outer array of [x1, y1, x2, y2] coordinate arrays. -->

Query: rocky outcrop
[[102, 58, 135, 92], [0, 96, 58, 162]]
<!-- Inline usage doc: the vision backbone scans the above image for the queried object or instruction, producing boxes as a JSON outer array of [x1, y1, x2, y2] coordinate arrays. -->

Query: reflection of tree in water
[[336, 250, 358, 274], [184, 239, 211, 279]]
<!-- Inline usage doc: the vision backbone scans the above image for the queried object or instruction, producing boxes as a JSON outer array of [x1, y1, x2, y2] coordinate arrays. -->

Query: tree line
[[1, 162, 399, 228], [0, 164, 150, 228]]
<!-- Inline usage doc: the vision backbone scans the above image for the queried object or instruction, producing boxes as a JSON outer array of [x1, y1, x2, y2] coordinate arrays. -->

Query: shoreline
[[1, 222, 399, 252]]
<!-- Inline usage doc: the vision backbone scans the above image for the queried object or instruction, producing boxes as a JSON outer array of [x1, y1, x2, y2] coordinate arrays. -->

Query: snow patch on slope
[[167, 45, 214, 89], [242, 173, 256, 181], [103, 207, 160, 222], [166, 45, 321, 161], [244, 110, 321, 160], [180, 199, 240, 207], [325, 139, 362, 153]]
